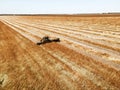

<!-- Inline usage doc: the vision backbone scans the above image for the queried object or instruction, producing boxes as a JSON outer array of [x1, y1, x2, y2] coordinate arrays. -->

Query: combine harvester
[[37, 36, 60, 45]]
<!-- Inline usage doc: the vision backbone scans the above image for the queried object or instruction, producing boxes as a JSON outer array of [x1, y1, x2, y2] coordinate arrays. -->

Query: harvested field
[[0, 15, 120, 90]]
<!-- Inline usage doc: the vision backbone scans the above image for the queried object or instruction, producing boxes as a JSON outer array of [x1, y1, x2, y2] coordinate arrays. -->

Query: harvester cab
[[37, 36, 60, 45]]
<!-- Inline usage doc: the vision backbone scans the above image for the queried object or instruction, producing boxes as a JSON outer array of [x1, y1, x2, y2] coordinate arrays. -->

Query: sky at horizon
[[0, 0, 120, 14]]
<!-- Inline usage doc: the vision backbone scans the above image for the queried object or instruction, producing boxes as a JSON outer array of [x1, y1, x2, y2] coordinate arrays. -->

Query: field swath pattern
[[0, 16, 120, 90]]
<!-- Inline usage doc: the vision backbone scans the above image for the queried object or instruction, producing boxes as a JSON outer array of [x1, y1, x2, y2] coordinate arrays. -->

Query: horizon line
[[0, 12, 120, 16]]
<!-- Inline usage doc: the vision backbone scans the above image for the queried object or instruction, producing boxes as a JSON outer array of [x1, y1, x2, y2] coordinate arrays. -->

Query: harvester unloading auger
[[36, 36, 60, 45]]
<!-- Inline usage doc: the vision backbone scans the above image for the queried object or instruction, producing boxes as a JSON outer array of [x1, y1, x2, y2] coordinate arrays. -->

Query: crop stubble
[[0, 15, 120, 90]]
